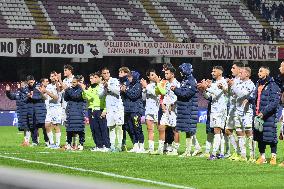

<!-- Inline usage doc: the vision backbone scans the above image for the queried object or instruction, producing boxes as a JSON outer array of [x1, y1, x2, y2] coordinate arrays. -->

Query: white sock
[[158, 140, 165, 151], [55, 132, 61, 146], [205, 133, 214, 154], [109, 126, 116, 148], [247, 136, 255, 157], [229, 135, 238, 153], [148, 140, 154, 151], [224, 135, 230, 154], [212, 134, 221, 156], [140, 143, 145, 150], [192, 135, 201, 150], [25, 131, 31, 143], [238, 136, 246, 158], [220, 134, 225, 155], [47, 132, 54, 145], [186, 137, 193, 153], [116, 125, 123, 148], [173, 142, 180, 150]]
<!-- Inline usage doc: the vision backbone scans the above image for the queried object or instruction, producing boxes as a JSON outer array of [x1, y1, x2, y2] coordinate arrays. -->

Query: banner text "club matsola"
[[212, 45, 267, 60]]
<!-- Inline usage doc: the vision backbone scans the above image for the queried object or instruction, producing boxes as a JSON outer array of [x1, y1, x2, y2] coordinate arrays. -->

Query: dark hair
[[146, 68, 156, 77], [73, 75, 81, 81], [64, 64, 74, 73], [90, 71, 101, 77], [232, 61, 243, 68], [50, 71, 57, 75], [167, 67, 176, 73], [26, 75, 35, 81], [213, 66, 224, 72], [76, 75, 84, 81]]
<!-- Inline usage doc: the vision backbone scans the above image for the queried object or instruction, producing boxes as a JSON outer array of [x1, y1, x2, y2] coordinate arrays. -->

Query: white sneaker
[[78, 144, 84, 151], [31, 143, 38, 147], [224, 153, 232, 158], [50, 144, 60, 149], [192, 149, 202, 156], [64, 144, 72, 150], [137, 147, 147, 153], [101, 147, 110, 152], [167, 149, 178, 156], [128, 143, 139, 153], [90, 147, 99, 152], [166, 144, 173, 152]]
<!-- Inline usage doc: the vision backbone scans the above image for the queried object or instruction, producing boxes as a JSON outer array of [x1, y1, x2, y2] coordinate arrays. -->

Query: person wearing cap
[[170, 63, 199, 157], [121, 71, 145, 153]]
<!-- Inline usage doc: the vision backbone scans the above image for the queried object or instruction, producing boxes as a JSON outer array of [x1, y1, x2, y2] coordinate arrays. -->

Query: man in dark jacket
[[274, 61, 284, 167], [6, 81, 30, 146], [118, 67, 131, 151], [171, 63, 199, 157], [64, 76, 86, 151], [251, 66, 280, 165], [26, 75, 47, 146], [121, 71, 145, 153]]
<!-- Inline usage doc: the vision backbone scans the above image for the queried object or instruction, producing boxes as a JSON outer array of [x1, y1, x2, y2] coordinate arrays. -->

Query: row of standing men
[[6, 62, 284, 165]]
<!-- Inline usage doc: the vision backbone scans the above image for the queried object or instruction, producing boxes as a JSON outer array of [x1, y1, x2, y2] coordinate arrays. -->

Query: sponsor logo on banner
[[0, 38, 17, 57], [102, 41, 202, 57], [31, 40, 103, 58], [202, 43, 278, 61], [16, 39, 31, 57]]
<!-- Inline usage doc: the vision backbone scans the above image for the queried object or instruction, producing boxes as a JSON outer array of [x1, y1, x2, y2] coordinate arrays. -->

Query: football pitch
[[1, 124, 284, 189]]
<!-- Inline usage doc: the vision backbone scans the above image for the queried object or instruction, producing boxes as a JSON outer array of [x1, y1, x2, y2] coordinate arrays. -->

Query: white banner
[[31, 40, 103, 58], [101, 41, 202, 57], [202, 43, 278, 61], [0, 38, 17, 57]]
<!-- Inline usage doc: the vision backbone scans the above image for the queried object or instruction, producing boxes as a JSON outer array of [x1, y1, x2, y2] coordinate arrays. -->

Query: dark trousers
[[125, 112, 144, 144], [89, 109, 110, 148], [66, 131, 85, 145], [30, 124, 48, 144], [122, 124, 127, 146], [258, 141, 277, 154], [30, 127, 38, 144], [41, 126, 49, 143], [165, 126, 174, 145]]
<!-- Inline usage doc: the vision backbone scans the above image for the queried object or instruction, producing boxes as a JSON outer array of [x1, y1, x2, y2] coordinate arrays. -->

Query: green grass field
[[1, 124, 284, 189]]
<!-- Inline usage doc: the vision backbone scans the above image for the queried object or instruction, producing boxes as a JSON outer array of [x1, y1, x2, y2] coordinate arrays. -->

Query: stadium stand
[[0, 0, 268, 43]]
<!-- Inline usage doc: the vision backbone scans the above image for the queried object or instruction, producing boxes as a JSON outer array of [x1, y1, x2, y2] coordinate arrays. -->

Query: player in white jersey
[[101, 67, 124, 152], [225, 62, 242, 159], [141, 69, 161, 153], [202, 66, 228, 160], [44, 71, 62, 149], [233, 67, 256, 161], [156, 67, 180, 155]]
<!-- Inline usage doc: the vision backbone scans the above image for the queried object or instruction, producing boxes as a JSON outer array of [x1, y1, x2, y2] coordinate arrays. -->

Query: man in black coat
[[26, 75, 47, 146]]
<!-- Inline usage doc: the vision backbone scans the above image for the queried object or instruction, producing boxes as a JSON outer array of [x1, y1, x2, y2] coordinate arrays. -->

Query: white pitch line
[[0, 154, 194, 189]]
